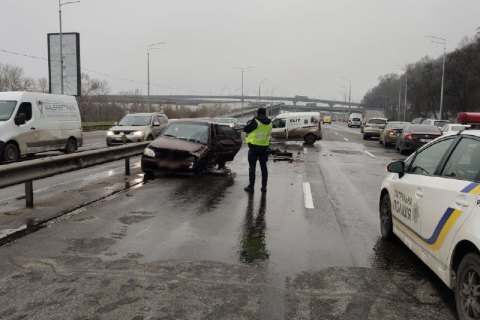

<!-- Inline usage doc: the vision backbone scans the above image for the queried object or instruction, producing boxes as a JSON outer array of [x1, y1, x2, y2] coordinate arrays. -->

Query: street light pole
[[146, 42, 165, 112], [396, 65, 408, 121], [426, 36, 447, 120], [58, 0, 80, 95], [342, 77, 351, 112], [397, 78, 402, 121], [234, 66, 251, 117]]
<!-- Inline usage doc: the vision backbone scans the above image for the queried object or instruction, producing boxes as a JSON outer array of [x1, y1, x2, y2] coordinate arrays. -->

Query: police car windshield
[[118, 115, 152, 126], [0, 100, 17, 121]]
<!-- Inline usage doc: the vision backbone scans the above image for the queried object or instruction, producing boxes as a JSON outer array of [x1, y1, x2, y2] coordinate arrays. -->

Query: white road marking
[[334, 132, 338, 135], [343, 138, 349, 142], [0, 225, 27, 239], [365, 151, 377, 158], [303, 182, 314, 209], [303, 148, 308, 154]]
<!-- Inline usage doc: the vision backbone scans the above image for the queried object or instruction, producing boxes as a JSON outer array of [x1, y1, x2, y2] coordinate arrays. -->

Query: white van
[[271, 112, 322, 145], [0, 92, 83, 163], [348, 113, 363, 127]]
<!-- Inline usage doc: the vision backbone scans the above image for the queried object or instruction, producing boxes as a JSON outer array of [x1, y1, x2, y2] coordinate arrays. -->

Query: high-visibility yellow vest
[[246, 120, 272, 146]]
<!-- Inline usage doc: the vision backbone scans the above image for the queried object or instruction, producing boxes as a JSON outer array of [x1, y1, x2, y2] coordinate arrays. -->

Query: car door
[[214, 124, 241, 162], [13, 101, 39, 153], [392, 137, 457, 242], [419, 136, 480, 268], [271, 117, 287, 140]]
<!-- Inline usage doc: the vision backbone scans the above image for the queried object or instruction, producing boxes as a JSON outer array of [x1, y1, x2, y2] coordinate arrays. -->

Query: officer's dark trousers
[[248, 145, 268, 187]]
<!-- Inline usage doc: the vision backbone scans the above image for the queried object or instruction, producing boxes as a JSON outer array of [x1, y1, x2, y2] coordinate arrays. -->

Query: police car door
[[393, 138, 456, 244], [420, 136, 480, 268]]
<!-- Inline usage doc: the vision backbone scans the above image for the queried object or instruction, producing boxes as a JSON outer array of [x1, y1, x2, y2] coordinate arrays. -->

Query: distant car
[[379, 130, 480, 320], [411, 117, 427, 124], [211, 117, 243, 130], [141, 119, 242, 174], [395, 124, 442, 154], [362, 118, 388, 140], [379, 121, 409, 147], [106, 112, 168, 146], [322, 115, 332, 124], [423, 119, 450, 129], [441, 123, 470, 135]]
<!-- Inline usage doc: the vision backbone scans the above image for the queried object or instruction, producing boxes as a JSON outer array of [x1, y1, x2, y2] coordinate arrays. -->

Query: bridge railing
[[0, 142, 149, 208]]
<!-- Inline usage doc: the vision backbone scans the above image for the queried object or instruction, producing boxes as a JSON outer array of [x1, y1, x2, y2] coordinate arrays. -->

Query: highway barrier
[[0, 142, 149, 208]]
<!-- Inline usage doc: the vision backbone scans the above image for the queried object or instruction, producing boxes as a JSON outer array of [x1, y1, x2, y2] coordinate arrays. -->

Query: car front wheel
[[380, 194, 394, 240], [455, 253, 480, 320]]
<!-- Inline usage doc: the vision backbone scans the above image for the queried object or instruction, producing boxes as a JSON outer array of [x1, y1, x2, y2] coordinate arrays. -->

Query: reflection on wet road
[[0, 123, 457, 319]]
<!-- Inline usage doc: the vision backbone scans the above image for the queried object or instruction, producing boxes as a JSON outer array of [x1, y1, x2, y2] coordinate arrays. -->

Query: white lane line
[[365, 151, 377, 158], [334, 132, 339, 135], [343, 138, 349, 142], [303, 182, 314, 209], [303, 148, 308, 154]]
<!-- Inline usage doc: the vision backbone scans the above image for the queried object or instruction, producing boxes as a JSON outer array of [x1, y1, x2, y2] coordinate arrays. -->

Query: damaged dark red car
[[141, 119, 242, 174]]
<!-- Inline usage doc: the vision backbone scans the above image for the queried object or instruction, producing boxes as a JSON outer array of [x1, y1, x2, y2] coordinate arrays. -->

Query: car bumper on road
[[107, 136, 145, 146], [141, 156, 196, 174], [363, 129, 382, 137], [402, 140, 428, 151]]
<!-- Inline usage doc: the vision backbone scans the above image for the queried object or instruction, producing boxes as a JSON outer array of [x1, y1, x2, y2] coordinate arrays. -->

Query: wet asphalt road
[[0, 123, 458, 319]]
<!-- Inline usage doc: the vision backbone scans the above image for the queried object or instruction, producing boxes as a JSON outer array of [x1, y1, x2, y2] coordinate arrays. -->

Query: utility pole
[[397, 79, 402, 121], [404, 70, 408, 122]]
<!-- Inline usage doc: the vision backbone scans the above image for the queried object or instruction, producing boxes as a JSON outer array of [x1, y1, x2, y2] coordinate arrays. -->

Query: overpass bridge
[[83, 94, 378, 112]]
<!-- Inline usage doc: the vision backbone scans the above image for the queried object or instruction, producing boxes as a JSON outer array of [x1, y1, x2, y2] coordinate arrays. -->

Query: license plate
[[158, 161, 180, 169], [420, 139, 432, 143]]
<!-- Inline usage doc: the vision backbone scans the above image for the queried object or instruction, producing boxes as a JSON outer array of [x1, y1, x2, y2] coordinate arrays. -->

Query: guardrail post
[[125, 157, 130, 176], [25, 180, 34, 208]]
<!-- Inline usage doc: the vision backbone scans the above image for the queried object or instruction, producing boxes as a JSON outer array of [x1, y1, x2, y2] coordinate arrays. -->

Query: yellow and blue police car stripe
[[392, 182, 479, 251]]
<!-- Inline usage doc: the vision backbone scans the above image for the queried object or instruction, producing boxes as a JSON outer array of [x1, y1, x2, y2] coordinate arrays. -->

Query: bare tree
[[37, 78, 49, 93]]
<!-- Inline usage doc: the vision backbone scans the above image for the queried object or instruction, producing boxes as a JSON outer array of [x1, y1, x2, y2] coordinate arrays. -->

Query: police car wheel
[[380, 194, 394, 240], [455, 253, 480, 320]]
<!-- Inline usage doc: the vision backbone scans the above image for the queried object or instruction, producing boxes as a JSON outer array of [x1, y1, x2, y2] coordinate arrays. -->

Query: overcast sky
[[1, 0, 479, 101]]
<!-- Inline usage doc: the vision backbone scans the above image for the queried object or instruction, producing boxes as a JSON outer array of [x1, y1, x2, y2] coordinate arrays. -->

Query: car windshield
[[162, 122, 209, 144], [118, 115, 152, 126], [434, 120, 449, 128], [386, 122, 407, 129], [409, 124, 441, 133], [214, 118, 236, 124], [368, 119, 387, 124], [0, 100, 17, 121]]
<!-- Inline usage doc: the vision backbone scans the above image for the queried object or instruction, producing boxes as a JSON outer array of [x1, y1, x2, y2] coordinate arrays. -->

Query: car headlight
[[143, 148, 155, 158], [132, 131, 144, 136], [106, 131, 114, 136]]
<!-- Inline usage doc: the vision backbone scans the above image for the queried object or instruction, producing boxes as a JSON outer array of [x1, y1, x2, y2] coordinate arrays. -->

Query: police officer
[[243, 107, 272, 193]]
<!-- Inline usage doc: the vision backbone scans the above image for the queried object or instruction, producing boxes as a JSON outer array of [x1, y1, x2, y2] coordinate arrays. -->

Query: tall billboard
[[48, 32, 81, 96]]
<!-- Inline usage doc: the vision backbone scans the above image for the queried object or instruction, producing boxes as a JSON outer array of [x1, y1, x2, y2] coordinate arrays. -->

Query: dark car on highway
[[395, 124, 442, 154], [141, 119, 242, 174]]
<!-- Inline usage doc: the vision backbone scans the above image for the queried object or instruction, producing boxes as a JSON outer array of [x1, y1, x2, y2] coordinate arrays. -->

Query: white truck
[[0, 91, 83, 163]]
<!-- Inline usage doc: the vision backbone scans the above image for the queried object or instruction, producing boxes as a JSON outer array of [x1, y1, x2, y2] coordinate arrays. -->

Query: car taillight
[[405, 134, 413, 140]]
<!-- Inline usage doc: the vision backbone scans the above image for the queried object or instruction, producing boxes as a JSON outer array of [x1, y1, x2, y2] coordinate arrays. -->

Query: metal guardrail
[[0, 142, 149, 208]]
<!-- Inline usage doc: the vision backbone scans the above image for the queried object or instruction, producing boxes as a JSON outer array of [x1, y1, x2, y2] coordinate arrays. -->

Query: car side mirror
[[153, 121, 160, 126], [387, 161, 405, 174], [14, 113, 26, 125]]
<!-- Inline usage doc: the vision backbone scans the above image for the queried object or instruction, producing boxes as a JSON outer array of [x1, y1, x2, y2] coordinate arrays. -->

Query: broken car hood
[[148, 137, 208, 157]]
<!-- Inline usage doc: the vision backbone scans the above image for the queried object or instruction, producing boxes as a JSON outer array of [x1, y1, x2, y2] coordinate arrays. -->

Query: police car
[[379, 127, 480, 320]]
